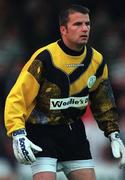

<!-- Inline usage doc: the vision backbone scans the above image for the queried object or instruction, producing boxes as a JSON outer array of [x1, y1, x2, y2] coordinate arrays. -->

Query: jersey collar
[[57, 39, 85, 56]]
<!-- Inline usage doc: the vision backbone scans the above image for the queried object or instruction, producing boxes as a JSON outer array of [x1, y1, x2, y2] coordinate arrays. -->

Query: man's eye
[[86, 22, 90, 26], [75, 23, 82, 26]]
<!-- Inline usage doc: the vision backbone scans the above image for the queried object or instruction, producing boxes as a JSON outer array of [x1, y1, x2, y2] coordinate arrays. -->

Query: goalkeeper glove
[[109, 131, 125, 169], [12, 129, 42, 165]]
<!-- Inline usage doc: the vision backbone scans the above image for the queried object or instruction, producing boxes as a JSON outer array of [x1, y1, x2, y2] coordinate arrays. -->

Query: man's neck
[[57, 39, 85, 56], [62, 39, 84, 52]]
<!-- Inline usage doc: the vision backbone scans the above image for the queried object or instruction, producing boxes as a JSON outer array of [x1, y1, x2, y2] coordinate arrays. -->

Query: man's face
[[60, 12, 90, 49]]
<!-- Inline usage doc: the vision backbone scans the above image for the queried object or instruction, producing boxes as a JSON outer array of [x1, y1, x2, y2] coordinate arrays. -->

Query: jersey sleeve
[[4, 57, 43, 136], [90, 78, 119, 137], [89, 49, 119, 136]]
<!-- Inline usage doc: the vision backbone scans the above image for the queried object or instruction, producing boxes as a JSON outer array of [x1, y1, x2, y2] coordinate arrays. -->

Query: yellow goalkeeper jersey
[[4, 40, 119, 136]]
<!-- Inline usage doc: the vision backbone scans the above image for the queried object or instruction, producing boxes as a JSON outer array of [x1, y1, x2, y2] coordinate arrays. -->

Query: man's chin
[[78, 41, 87, 46]]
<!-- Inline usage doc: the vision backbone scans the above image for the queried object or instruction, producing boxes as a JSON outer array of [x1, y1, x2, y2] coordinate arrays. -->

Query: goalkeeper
[[4, 4, 125, 180]]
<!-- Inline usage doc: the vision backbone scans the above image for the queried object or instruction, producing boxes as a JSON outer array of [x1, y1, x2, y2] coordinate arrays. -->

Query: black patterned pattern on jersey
[[74, 87, 89, 97], [90, 80, 119, 137], [37, 50, 69, 98], [28, 59, 43, 84], [69, 46, 93, 84], [66, 88, 89, 119], [95, 58, 106, 78], [73, 56, 106, 96]]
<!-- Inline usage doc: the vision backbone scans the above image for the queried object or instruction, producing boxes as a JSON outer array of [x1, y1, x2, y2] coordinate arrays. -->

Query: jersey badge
[[87, 75, 96, 88]]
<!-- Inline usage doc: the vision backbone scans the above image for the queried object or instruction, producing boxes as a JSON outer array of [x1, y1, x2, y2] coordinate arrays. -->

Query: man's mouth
[[80, 35, 88, 38]]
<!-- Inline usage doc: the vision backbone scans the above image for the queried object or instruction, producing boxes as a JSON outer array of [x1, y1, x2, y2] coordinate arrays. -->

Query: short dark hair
[[59, 4, 90, 26]]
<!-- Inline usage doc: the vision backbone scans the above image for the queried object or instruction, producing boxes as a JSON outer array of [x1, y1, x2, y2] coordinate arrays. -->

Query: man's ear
[[60, 25, 67, 35]]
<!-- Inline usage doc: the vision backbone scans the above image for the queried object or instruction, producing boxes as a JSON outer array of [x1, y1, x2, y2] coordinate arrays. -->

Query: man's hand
[[12, 129, 42, 165], [109, 131, 125, 168]]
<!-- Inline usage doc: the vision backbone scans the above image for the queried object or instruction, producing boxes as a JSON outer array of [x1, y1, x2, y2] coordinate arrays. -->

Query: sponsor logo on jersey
[[87, 75, 96, 88], [66, 64, 84, 67], [50, 96, 89, 110]]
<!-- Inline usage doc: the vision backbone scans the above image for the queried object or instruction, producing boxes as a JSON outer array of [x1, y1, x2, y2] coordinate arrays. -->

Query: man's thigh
[[67, 168, 96, 180], [58, 159, 95, 178]]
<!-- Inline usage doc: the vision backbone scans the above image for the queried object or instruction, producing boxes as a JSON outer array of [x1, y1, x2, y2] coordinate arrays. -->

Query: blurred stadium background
[[0, 0, 125, 179]]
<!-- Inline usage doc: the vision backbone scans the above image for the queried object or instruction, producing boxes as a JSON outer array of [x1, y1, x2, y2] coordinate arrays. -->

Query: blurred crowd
[[0, 0, 125, 179]]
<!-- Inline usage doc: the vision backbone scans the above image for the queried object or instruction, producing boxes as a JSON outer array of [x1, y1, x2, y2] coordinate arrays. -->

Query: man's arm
[[90, 79, 119, 137], [4, 54, 45, 135], [4, 58, 44, 164], [90, 79, 125, 168]]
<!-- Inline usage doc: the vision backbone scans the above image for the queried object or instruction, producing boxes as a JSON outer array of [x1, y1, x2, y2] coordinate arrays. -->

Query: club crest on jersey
[[87, 75, 96, 88]]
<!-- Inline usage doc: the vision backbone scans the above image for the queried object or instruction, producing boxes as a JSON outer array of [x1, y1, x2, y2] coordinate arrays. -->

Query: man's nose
[[82, 25, 89, 32]]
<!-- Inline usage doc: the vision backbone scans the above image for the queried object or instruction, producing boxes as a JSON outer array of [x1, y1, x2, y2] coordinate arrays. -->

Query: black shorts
[[26, 119, 92, 162]]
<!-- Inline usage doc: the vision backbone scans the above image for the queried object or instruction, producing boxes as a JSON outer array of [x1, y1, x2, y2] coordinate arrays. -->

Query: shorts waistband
[[26, 117, 83, 131]]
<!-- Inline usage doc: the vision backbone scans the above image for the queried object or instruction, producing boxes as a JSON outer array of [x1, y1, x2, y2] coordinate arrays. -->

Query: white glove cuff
[[12, 129, 27, 138], [108, 131, 120, 141]]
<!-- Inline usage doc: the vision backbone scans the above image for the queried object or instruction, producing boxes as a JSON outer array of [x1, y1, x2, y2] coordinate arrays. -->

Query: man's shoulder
[[36, 41, 58, 52], [31, 41, 58, 59], [87, 46, 102, 57], [88, 46, 104, 64]]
